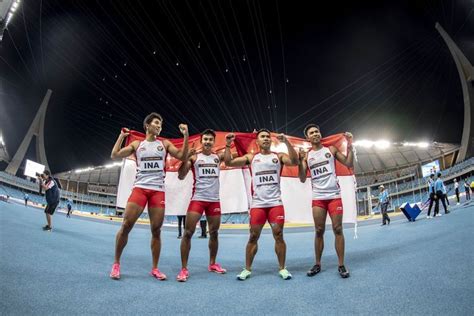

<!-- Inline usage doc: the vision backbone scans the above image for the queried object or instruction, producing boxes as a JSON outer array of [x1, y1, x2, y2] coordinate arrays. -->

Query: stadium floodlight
[[75, 166, 94, 173], [0, 136, 4, 146], [5, 0, 21, 25], [353, 140, 374, 148], [374, 140, 390, 149], [104, 162, 122, 169], [417, 142, 429, 148]]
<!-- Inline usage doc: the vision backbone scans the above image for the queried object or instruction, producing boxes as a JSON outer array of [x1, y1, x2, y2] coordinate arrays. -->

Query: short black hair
[[43, 170, 51, 176], [201, 129, 216, 140], [430, 174, 434, 178], [437, 172, 442, 177], [256, 128, 271, 137], [143, 112, 163, 131], [303, 124, 320, 137]]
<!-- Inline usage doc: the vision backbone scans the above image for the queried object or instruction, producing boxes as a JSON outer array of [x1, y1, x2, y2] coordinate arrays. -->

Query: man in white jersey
[[109, 112, 189, 280], [224, 129, 299, 280], [298, 124, 353, 278], [176, 129, 227, 282]]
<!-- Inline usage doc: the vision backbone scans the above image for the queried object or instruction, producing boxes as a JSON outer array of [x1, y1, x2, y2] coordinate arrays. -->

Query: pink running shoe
[[150, 268, 167, 280], [110, 263, 120, 280], [176, 268, 189, 282], [208, 263, 227, 274]]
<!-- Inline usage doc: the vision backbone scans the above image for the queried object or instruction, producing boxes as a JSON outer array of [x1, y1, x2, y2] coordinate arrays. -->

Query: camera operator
[[37, 170, 60, 231]]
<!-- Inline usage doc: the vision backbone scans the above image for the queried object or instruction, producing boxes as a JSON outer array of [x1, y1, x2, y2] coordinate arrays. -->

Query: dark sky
[[1, 0, 473, 173]]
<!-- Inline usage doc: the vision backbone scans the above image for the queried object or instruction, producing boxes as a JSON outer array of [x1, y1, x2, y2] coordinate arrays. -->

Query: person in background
[[24, 192, 29, 207], [177, 215, 186, 239], [38, 170, 61, 231], [378, 185, 390, 226], [198, 215, 207, 238], [426, 174, 436, 219], [453, 179, 460, 205], [442, 181, 450, 206], [464, 179, 470, 201], [434, 173, 450, 216], [66, 199, 73, 218]]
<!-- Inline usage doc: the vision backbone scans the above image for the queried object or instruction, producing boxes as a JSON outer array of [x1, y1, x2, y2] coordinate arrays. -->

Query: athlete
[[109, 112, 189, 280], [225, 129, 299, 281], [176, 129, 227, 282], [298, 124, 353, 278]]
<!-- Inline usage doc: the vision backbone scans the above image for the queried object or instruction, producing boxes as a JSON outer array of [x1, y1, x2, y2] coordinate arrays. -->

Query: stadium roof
[[353, 141, 460, 174], [53, 141, 461, 185], [54, 162, 121, 185]]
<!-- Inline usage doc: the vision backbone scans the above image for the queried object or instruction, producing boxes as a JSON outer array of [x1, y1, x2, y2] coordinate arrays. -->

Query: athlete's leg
[[114, 202, 144, 263], [329, 212, 345, 266], [207, 215, 221, 265], [312, 206, 328, 266], [180, 211, 201, 269], [270, 223, 286, 270], [245, 224, 264, 270], [148, 206, 165, 269]]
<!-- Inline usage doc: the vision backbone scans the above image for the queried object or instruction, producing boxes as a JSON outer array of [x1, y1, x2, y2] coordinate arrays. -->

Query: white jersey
[[134, 139, 167, 191], [454, 182, 459, 189], [307, 146, 341, 200], [250, 153, 283, 208], [191, 153, 220, 202]]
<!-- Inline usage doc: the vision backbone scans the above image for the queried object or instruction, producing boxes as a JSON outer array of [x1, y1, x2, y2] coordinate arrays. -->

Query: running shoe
[[150, 268, 167, 280], [445, 210, 450, 214], [176, 268, 189, 282], [338, 265, 350, 278], [279, 268, 292, 280], [307, 264, 321, 277], [42, 225, 52, 232], [209, 263, 227, 274], [436, 213, 443, 217], [426, 215, 432, 219], [109, 263, 120, 280], [236, 268, 251, 280]]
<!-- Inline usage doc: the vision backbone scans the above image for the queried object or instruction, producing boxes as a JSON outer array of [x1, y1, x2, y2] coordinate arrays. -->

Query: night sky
[[1, 0, 473, 173]]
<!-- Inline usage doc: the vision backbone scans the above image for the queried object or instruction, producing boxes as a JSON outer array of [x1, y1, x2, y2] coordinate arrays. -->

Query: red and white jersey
[[250, 152, 283, 208], [191, 153, 220, 202], [134, 139, 166, 191], [307, 146, 341, 200]]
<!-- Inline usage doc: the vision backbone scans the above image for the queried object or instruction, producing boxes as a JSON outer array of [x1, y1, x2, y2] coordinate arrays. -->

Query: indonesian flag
[[116, 130, 357, 224]]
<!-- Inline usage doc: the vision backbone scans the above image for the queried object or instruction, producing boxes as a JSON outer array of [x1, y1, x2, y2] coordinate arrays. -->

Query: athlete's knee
[[272, 229, 284, 242], [120, 220, 135, 235], [332, 224, 343, 236], [183, 228, 195, 240], [151, 226, 162, 239], [248, 231, 260, 243], [315, 226, 325, 237], [209, 229, 218, 240]]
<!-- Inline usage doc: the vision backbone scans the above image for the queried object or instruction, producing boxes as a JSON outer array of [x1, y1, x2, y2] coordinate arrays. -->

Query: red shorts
[[249, 205, 285, 225], [312, 198, 343, 216], [188, 200, 221, 217], [127, 187, 165, 209]]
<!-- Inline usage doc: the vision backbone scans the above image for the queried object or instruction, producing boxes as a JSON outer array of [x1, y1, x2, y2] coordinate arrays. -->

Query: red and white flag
[[116, 130, 357, 224]]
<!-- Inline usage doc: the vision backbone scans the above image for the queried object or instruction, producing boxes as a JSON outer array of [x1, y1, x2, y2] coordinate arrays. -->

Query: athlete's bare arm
[[178, 148, 197, 180], [164, 124, 189, 162], [223, 133, 253, 167], [330, 132, 354, 168], [111, 128, 139, 159], [277, 134, 299, 166], [298, 148, 308, 183]]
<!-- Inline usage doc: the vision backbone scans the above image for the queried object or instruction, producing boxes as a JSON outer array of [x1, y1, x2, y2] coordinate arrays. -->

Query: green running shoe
[[236, 268, 252, 280], [279, 268, 292, 280]]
